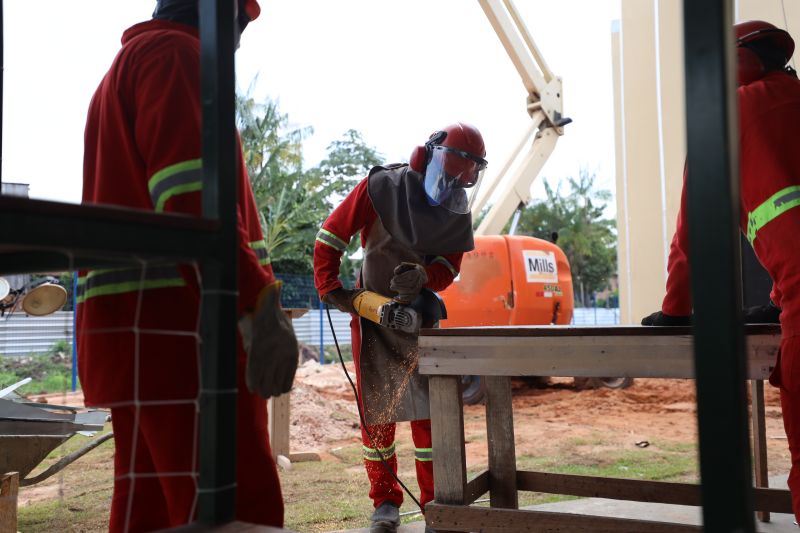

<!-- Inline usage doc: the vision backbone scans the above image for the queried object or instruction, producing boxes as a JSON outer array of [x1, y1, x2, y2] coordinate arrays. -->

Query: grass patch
[[17, 422, 114, 533], [0, 341, 76, 395]]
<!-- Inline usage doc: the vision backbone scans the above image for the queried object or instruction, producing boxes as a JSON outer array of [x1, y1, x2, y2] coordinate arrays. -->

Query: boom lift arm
[[473, 0, 570, 236]]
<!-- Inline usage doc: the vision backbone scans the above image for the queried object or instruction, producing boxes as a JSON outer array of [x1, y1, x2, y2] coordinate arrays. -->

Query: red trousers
[[773, 336, 800, 523], [361, 419, 435, 509], [108, 389, 283, 532], [351, 316, 434, 509]]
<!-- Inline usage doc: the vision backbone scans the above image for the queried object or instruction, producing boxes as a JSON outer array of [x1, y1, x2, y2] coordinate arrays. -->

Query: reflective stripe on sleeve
[[431, 256, 458, 277], [76, 266, 186, 303], [747, 185, 800, 244], [362, 442, 396, 461], [316, 228, 349, 252], [248, 239, 271, 267], [148, 159, 203, 212]]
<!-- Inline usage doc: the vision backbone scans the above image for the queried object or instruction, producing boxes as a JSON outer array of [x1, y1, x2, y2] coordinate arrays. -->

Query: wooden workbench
[[418, 324, 791, 532]]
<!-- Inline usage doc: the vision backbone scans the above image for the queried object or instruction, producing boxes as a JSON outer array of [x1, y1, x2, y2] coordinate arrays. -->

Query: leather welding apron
[[359, 218, 431, 425]]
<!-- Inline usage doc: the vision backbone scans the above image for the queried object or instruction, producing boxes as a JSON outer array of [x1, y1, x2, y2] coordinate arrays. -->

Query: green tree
[[509, 169, 617, 306], [237, 90, 383, 276]]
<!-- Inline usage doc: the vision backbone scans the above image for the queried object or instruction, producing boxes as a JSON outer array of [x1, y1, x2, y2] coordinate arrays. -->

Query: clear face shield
[[422, 145, 487, 214]]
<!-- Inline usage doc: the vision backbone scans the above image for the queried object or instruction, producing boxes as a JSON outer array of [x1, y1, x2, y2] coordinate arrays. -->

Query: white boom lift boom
[[473, 0, 570, 236]]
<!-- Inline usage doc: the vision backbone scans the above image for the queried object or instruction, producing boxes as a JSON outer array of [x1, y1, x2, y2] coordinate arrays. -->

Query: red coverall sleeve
[[132, 40, 270, 313], [425, 253, 464, 292], [314, 178, 375, 297], [661, 164, 693, 316]]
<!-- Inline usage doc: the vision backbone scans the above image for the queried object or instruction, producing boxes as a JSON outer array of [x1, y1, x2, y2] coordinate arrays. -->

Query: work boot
[[369, 501, 400, 533]]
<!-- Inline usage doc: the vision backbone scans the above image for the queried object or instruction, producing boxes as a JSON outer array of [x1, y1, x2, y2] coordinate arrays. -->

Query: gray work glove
[[389, 262, 428, 304], [238, 281, 298, 398], [641, 311, 691, 326], [743, 300, 781, 324], [321, 287, 364, 315]]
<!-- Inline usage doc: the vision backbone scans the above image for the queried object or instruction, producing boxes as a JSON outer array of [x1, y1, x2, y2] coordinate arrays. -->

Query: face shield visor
[[423, 145, 487, 214]]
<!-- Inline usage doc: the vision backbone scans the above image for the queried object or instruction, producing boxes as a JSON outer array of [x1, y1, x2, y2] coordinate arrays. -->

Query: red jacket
[[78, 20, 273, 405], [313, 177, 463, 297], [662, 71, 800, 338]]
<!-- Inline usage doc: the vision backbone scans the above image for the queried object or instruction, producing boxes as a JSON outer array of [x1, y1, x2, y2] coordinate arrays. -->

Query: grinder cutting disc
[[21, 283, 67, 316]]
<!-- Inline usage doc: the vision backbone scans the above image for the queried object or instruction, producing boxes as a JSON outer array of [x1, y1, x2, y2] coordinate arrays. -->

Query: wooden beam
[[0, 472, 18, 533], [429, 376, 467, 504], [268, 394, 290, 461], [515, 471, 792, 513], [485, 376, 518, 509], [464, 470, 490, 505], [419, 329, 779, 380], [425, 503, 703, 532], [750, 380, 770, 522]]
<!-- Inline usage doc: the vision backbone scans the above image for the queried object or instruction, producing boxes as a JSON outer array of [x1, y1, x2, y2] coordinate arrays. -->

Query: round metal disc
[[21, 284, 68, 316]]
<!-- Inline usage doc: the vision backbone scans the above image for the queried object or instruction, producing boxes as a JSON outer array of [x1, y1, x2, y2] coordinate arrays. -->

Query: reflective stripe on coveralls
[[76, 266, 186, 303], [747, 185, 800, 243], [363, 442, 396, 461], [248, 239, 270, 266], [316, 228, 349, 252], [148, 159, 203, 212], [414, 447, 432, 462], [431, 255, 458, 277]]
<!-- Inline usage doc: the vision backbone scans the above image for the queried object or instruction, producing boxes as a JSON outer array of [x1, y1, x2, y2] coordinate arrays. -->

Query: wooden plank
[[429, 376, 467, 505], [422, 324, 780, 337], [515, 471, 792, 513], [425, 503, 703, 532], [418, 334, 778, 380], [750, 379, 770, 522], [163, 520, 295, 532], [0, 472, 18, 533], [464, 470, 490, 505], [485, 376, 518, 509], [268, 394, 290, 461]]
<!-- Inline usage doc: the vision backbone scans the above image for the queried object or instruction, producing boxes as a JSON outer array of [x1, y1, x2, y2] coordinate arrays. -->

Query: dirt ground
[[288, 360, 790, 473], [28, 360, 791, 474], [17, 360, 791, 531]]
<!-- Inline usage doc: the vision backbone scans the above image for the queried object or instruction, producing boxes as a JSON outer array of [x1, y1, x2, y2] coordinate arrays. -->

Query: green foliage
[[0, 344, 74, 395], [237, 87, 383, 276], [509, 169, 617, 306]]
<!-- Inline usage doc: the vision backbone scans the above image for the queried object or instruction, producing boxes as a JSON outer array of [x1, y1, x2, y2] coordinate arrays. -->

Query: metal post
[[1, 0, 4, 187], [319, 298, 325, 364], [682, 0, 754, 530], [71, 272, 77, 392], [198, 0, 238, 524]]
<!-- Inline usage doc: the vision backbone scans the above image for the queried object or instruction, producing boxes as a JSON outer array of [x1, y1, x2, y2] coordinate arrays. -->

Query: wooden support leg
[[485, 376, 518, 509], [268, 394, 291, 463], [750, 379, 769, 522], [0, 472, 19, 533], [429, 375, 465, 533]]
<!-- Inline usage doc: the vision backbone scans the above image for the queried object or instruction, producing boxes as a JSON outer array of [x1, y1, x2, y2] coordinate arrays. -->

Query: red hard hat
[[735, 20, 794, 85], [242, 0, 260, 21], [409, 122, 486, 177]]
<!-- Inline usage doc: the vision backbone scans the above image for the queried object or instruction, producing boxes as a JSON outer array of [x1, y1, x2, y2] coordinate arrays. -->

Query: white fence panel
[[0, 310, 73, 356]]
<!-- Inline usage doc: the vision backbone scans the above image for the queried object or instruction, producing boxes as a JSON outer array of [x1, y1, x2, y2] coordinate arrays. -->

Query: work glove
[[321, 287, 364, 315], [743, 301, 781, 324], [238, 281, 298, 398], [641, 311, 691, 326], [389, 262, 428, 304]]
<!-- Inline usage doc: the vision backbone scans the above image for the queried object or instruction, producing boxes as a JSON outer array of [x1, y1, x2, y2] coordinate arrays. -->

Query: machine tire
[[461, 375, 487, 405], [574, 377, 634, 390]]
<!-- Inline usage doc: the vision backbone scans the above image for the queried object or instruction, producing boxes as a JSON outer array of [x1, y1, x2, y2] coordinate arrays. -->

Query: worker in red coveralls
[[77, 1, 298, 531], [642, 20, 800, 522], [314, 123, 487, 533]]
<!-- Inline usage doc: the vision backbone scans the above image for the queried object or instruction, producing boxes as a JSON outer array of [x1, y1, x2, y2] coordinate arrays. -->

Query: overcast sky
[[2, 0, 621, 208]]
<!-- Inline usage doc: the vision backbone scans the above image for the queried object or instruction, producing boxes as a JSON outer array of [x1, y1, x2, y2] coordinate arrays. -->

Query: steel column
[[198, 0, 239, 524], [682, 0, 754, 531]]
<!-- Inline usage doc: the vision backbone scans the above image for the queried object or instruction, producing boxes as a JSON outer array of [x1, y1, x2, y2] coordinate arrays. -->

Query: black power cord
[[325, 306, 424, 513]]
